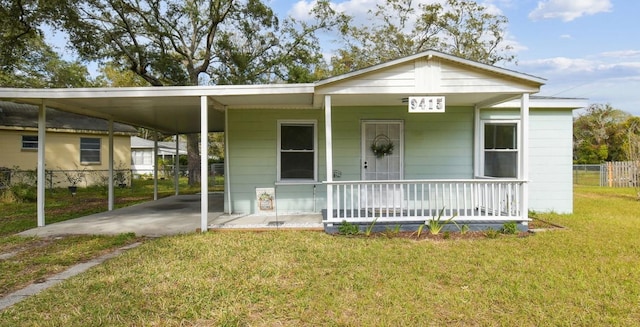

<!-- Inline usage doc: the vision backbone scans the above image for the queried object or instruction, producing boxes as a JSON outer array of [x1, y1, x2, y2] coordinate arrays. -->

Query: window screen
[[279, 123, 315, 180], [80, 138, 101, 164], [21, 135, 38, 149], [484, 123, 518, 178]]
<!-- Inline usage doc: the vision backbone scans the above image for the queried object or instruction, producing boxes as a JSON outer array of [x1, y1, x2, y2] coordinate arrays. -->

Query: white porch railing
[[324, 179, 527, 224]]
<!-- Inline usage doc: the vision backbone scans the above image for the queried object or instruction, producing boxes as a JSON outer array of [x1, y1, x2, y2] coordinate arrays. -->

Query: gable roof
[[313, 50, 546, 107], [0, 101, 138, 134], [316, 50, 546, 87]]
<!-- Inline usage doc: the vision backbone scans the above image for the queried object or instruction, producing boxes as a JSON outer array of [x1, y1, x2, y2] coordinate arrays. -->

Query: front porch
[[323, 179, 529, 232]]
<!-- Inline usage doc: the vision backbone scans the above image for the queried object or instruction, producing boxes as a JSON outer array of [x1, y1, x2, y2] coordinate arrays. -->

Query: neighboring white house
[[0, 50, 587, 232], [130, 136, 186, 177]]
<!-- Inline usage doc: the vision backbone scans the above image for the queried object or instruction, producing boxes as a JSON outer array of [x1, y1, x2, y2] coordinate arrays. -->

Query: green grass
[[0, 233, 139, 298], [573, 170, 602, 186], [0, 177, 220, 236], [1, 185, 639, 325]]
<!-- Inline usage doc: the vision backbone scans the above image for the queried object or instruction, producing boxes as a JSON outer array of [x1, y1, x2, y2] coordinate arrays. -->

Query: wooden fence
[[601, 161, 640, 187]]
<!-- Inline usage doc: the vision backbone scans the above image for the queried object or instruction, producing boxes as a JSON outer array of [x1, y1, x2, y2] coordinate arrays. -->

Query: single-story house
[[130, 136, 186, 178], [0, 100, 137, 187], [0, 50, 586, 231]]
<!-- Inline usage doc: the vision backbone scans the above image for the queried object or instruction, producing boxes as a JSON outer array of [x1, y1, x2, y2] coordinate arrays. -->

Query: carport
[[0, 84, 316, 232]]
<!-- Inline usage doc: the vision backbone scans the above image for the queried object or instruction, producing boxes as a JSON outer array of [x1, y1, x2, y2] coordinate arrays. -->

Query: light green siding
[[227, 106, 573, 215], [529, 110, 574, 213], [481, 108, 574, 213], [226, 106, 475, 214], [226, 109, 326, 214]]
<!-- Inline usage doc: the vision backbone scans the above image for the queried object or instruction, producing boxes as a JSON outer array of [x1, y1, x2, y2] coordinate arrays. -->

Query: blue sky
[[277, 0, 639, 114]]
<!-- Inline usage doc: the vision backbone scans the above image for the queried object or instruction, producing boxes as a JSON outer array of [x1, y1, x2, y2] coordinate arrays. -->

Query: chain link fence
[[573, 164, 603, 186], [1, 164, 225, 191]]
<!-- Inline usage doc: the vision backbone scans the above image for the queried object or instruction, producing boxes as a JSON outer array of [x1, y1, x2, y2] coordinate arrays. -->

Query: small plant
[[338, 220, 359, 235], [364, 218, 378, 237], [114, 162, 130, 187], [382, 224, 401, 238], [443, 231, 451, 239], [500, 221, 518, 235], [60, 166, 86, 187], [459, 224, 470, 235], [485, 228, 500, 239], [415, 224, 425, 238], [427, 207, 457, 235]]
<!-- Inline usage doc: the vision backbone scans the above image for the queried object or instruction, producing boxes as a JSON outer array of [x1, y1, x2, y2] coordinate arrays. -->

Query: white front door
[[361, 121, 403, 209]]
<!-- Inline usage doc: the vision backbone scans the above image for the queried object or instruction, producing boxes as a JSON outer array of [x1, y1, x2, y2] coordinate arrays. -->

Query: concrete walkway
[[19, 193, 323, 237]]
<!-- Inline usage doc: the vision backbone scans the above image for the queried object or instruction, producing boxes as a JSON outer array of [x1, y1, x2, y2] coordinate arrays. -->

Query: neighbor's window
[[483, 122, 518, 178], [131, 150, 153, 166], [278, 121, 316, 181], [21, 135, 38, 150], [80, 138, 101, 164]]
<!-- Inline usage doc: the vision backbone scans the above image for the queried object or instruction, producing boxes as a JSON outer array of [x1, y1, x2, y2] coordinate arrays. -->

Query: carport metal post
[[108, 118, 114, 211], [175, 134, 180, 196], [153, 131, 159, 201], [200, 96, 209, 232], [37, 101, 46, 227]]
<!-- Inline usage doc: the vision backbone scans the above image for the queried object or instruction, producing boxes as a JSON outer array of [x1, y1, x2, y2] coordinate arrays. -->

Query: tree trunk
[[186, 133, 201, 186]]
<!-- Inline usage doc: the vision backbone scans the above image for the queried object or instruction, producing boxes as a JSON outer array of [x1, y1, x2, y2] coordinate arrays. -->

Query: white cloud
[[599, 50, 640, 58], [516, 56, 640, 99], [528, 0, 612, 22], [560, 34, 571, 39]]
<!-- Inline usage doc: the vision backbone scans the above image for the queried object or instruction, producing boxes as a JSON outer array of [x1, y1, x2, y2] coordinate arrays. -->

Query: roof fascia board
[[0, 84, 315, 99], [492, 97, 588, 109]]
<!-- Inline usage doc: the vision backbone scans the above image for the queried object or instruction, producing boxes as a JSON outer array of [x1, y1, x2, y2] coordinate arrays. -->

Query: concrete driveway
[[19, 193, 225, 238], [18, 192, 324, 237]]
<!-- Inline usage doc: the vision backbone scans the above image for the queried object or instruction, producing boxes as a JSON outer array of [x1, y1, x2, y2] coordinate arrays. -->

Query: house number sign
[[408, 96, 445, 113]]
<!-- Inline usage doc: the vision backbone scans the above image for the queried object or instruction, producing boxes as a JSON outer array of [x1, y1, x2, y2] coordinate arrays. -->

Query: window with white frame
[[483, 122, 518, 178], [131, 150, 153, 166], [21, 135, 38, 150], [278, 121, 316, 181], [80, 137, 101, 164]]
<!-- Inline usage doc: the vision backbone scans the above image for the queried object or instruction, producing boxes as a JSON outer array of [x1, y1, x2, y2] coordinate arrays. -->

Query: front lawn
[[1, 186, 639, 325]]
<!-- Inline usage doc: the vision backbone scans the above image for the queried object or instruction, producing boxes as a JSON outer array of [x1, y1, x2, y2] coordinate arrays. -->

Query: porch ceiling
[[0, 85, 316, 134]]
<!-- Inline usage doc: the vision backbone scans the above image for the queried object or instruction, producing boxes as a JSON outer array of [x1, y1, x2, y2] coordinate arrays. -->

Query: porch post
[[324, 95, 333, 221], [520, 93, 530, 219], [174, 134, 180, 196], [224, 106, 232, 214], [200, 96, 209, 232], [36, 101, 46, 227], [473, 105, 481, 177], [108, 119, 114, 211], [153, 131, 159, 201]]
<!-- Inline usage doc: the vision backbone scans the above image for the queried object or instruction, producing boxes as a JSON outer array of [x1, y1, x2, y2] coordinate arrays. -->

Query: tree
[[0, 34, 96, 88], [573, 103, 631, 164], [331, 0, 514, 75], [59, 0, 340, 185]]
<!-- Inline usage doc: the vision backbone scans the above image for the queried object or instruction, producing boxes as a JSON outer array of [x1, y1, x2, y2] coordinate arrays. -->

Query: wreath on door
[[370, 134, 394, 158]]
